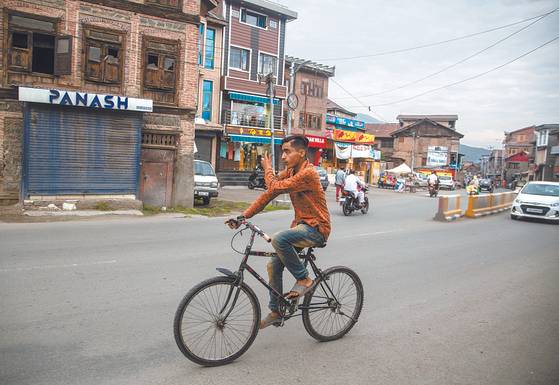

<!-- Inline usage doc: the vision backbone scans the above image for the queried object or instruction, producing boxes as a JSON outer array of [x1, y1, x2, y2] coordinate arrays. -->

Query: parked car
[[194, 160, 219, 205], [438, 175, 456, 190], [479, 178, 494, 193], [414, 172, 428, 187], [315, 166, 329, 191], [511, 181, 559, 222]]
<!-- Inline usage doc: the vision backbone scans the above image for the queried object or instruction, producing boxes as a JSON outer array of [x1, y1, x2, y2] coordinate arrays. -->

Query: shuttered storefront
[[23, 104, 142, 196]]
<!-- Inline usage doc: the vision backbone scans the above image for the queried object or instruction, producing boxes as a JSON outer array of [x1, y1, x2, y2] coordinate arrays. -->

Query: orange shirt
[[243, 161, 331, 241]]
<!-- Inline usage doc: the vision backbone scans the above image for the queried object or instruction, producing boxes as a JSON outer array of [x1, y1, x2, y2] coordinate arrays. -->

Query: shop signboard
[[226, 126, 284, 138], [19, 87, 153, 112], [427, 146, 448, 167], [334, 142, 373, 159], [326, 114, 365, 129], [305, 134, 327, 148], [333, 129, 375, 144]]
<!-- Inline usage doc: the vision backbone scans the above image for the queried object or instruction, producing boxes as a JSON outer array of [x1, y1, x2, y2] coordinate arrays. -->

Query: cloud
[[278, 0, 559, 147]]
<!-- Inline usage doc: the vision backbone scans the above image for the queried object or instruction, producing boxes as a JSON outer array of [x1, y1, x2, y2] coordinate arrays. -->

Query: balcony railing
[[223, 110, 282, 129]]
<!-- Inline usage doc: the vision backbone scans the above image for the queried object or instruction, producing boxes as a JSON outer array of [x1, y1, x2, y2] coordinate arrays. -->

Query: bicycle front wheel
[[302, 266, 364, 342], [174, 276, 261, 366]]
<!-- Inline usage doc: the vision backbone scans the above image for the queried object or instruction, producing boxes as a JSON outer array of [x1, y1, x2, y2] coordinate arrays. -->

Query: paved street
[[1, 188, 558, 385]]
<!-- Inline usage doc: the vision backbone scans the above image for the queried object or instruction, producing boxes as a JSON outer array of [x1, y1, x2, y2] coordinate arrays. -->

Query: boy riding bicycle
[[226, 135, 331, 329]]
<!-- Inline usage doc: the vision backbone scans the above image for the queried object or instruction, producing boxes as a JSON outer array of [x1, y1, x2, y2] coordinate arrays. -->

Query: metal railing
[[223, 110, 282, 129]]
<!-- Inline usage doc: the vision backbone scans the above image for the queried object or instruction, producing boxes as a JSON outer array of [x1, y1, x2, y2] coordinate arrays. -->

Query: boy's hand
[[261, 152, 272, 170], [225, 216, 245, 229]]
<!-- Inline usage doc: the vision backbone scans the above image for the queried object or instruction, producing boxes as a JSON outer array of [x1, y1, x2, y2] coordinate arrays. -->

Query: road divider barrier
[[465, 192, 516, 218], [434, 194, 463, 221]]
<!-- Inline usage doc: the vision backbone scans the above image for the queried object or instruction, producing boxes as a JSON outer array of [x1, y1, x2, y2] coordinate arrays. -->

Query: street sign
[[287, 93, 298, 110]]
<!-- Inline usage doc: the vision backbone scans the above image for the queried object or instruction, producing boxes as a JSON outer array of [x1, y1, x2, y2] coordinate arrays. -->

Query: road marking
[[338, 230, 399, 240], [0, 260, 117, 273]]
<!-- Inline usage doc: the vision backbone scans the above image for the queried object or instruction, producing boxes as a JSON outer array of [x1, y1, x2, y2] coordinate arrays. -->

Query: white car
[[511, 181, 559, 222], [438, 175, 456, 190], [194, 160, 219, 205]]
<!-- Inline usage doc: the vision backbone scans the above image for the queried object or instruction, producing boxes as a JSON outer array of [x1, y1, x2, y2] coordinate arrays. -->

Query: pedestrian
[[335, 165, 346, 202]]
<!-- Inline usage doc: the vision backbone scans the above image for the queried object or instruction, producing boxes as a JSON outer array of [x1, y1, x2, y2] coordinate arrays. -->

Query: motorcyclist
[[428, 171, 439, 189], [344, 170, 366, 207]]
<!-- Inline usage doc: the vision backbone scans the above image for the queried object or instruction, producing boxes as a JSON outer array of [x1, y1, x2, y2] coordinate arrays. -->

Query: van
[[194, 160, 219, 205]]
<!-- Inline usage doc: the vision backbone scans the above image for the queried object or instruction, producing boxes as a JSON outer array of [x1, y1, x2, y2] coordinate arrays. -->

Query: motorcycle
[[428, 183, 439, 198], [247, 167, 266, 190], [340, 187, 369, 216], [466, 184, 480, 195]]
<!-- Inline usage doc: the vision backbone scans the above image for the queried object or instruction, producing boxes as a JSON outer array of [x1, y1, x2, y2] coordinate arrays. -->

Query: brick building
[[1, 0, 212, 207], [365, 123, 400, 166], [218, 0, 296, 178], [533, 124, 559, 182], [283, 56, 334, 166], [391, 115, 463, 170]]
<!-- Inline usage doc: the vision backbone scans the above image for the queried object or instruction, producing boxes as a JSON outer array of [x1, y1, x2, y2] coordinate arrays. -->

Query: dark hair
[[281, 135, 309, 151], [349, 169, 355, 175]]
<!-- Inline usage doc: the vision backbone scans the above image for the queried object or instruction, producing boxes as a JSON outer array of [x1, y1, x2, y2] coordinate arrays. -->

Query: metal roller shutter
[[23, 104, 142, 196]]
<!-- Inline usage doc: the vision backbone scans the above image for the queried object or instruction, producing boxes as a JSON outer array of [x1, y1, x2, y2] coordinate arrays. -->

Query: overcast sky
[[274, 0, 559, 148]]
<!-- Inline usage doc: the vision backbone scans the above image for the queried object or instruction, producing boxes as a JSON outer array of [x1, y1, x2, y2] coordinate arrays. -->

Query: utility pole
[[262, 73, 276, 169], [411, 131, 417, 170]]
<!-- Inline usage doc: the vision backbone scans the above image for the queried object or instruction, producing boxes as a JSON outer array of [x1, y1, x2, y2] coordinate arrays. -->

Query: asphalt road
[[1, 188, 558, 385]]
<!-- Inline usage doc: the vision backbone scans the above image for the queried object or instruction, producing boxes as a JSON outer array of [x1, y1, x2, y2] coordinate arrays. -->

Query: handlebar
[[238, 219, 272, 243]]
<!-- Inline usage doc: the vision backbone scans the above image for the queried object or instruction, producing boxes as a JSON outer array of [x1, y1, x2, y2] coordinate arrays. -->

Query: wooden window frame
[[6, 11, 70, 77], [229, 45, 250, 72], [145, 0, 183, 10], [142, 36, 180, 104], [83, 26, 125, 85]]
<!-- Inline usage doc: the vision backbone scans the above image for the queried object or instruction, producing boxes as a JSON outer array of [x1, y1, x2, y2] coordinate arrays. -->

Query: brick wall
[[0, 101, 23, 198]]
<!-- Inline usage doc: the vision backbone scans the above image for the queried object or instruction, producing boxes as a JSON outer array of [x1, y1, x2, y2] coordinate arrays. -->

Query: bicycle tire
[[302, 266, 364, 342], [174, 276, 261, 366]]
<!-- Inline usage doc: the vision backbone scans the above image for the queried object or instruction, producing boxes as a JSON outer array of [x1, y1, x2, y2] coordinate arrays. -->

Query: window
[[300, 80, 323, 98], [8, 14, 71, 75], [84, 28, 123, 83], [205, 28, 215, 69], [146, 0, 181, 8], [399, 137, 405, 143], [258, 53, 277, 76], [202, 80, 213, 121], [143, 39, 178, 93], [299, 112, 322, 129], [537, 130, 549, 147], [230, 47, 249, 71], [198, 24, 204, 65], [380, 138, 394, 148], [240, 9, 267, 28]]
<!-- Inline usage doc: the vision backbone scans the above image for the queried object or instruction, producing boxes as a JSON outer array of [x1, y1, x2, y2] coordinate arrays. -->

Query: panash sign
[[19, 87, 153, 112]]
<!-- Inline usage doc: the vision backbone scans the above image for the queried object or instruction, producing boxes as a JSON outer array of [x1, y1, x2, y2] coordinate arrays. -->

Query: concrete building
[[534, 124, 559, 182], [0, 0, 213, 207], [365, 123, 400, 167], [283, 56, 335, 166], [391, 115, 463, 170], [194, 4, 227, 168], [217, 0, 297, 180]]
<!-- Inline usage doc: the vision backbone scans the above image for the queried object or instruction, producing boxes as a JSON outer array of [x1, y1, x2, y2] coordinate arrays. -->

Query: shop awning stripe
[[229, 92, 280, 105], [228, 134, 283, 145]]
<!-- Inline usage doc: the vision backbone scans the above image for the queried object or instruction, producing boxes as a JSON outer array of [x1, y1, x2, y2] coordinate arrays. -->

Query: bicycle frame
[[217, 222, 342, 323]]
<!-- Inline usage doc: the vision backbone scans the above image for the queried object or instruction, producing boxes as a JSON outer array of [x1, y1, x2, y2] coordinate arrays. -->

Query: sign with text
[[19, 87, 153, 112], [305, 134, 327, 148], [333, 129, 375, 144], [326, 114, 365, 129]]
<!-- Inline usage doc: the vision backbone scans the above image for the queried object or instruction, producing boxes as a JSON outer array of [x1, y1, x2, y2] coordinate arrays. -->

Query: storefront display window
[[230, 101, 266, 128]]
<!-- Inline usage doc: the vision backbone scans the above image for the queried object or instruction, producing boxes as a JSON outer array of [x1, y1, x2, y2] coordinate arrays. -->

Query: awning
[[228, 134, 283, 145], [229, 92, 279, 105]]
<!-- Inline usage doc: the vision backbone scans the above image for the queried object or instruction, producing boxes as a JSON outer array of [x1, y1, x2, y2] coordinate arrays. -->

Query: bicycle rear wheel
[[302, 266, 363, 342], [174, 276, 260, 366]]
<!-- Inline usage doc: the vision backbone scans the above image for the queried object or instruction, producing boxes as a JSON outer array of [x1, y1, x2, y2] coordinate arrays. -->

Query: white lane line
[[0, 260, 117, 273], [337, 230, 399, 240]]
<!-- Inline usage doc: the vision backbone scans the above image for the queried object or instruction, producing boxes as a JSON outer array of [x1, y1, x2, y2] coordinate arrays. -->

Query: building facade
[[365, 123, 400, 167], [194, 4, 226, 168], [503, 126, 535, 184], [534, 124, 559, 182], [218, 0, 296, 174], [391, 115, 463, 170], [1, 0, 210, 207], [283, 56, 334, 166]]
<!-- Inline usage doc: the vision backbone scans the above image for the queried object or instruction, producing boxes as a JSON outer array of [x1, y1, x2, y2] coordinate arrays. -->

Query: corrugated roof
[[285, 56, 335, 77], [365, 123, 400, 138], [397, 114, 458, 122]]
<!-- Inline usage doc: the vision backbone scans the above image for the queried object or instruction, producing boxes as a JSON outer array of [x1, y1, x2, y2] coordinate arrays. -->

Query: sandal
[[260, 312, 282, 329], [285, 280, 316, 299]]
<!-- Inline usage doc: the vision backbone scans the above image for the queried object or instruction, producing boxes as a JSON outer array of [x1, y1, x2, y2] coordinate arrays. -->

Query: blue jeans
[[268, 224, 325, 312]]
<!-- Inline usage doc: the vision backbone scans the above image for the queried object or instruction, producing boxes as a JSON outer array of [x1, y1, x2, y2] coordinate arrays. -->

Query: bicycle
[[173, 219, 364, 366]]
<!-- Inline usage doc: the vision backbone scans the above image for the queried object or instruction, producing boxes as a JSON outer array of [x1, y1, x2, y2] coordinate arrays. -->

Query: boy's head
[[281, 135, 309, 168]]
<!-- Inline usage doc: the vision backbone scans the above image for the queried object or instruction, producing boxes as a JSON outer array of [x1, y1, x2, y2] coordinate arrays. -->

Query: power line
[[315, 8, 558, 62], [345, 34, 559, 108], [335, 7, 558, 100], [329, 78, 388, 122]]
